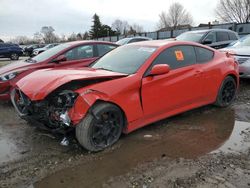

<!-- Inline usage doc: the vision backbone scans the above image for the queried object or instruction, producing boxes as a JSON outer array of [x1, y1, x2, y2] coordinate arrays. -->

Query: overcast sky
[[0, 0, 219, 41]]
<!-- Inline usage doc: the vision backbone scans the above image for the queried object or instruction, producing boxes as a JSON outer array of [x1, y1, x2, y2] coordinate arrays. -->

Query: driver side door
[[141, 45, 203, 119]]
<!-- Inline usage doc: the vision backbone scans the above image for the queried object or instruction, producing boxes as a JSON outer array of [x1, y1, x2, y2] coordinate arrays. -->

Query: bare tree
[[157, 2, 193, 29], [83, 32, 89, 40], [10, 36, 30, 45], [216, 0, 250, 23], [33, 32, 43, 43], [111, 19, 129, 35], [131, 24, 144, 33], [40, 26, 58, 43]]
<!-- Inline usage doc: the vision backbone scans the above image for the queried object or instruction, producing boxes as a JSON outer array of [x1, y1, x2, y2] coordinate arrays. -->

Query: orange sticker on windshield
[[175, 50, 184, 61]]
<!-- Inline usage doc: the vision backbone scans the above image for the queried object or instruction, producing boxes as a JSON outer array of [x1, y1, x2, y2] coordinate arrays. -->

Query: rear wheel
[[76, 103, 124, 152], [10, 53, 19, 60], [215, 76, 236, 107]]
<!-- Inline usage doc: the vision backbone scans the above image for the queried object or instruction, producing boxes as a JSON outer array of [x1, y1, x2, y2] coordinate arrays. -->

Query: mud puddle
[[0, 129, 20, 163], [33, 107, 250, 188], [0, 102, 26, 163]]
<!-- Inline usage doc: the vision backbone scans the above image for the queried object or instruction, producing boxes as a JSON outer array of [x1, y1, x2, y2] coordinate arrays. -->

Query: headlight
[[0, 72, 18, 81], [234, 55, 250, 65]]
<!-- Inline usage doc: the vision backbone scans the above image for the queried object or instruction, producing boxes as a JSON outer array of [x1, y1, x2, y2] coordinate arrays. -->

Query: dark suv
[[0, 43, 23, 60], [23, 44, 46, 57], [176, 29, 239, 49]]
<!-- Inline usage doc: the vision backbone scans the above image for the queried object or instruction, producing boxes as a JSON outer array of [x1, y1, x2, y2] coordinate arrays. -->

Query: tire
[[76, 103, 124, 152], [215, 76, 236, 107], [10, 53, 19, 60]]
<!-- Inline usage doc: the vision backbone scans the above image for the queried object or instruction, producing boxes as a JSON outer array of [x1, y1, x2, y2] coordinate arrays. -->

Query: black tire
[[215, 76, 236, 107], [76, 103, 124, 152], [10, 53, 19, 60]]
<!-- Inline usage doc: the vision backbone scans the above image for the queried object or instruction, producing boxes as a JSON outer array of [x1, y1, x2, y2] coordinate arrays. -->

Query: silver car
[[222, 35, 250, 78]]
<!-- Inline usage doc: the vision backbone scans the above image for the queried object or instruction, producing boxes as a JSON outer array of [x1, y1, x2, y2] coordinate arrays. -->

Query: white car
[[222, 34, 250, 78]]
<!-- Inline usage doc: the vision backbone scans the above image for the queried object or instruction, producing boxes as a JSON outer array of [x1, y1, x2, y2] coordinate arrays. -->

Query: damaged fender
[[68, 89, 109, 125]]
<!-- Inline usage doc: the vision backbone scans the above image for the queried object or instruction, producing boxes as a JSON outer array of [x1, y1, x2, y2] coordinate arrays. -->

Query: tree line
[[9, 0, 250, 44]]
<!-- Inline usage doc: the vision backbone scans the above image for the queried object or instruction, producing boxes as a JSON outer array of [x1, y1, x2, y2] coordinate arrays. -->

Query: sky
[[0, 0, 219, 41]]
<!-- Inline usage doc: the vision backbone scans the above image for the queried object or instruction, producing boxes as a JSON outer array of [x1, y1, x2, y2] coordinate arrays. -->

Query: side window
[[229, 32, 238, 40], [64, 45, 93, 61], [97, 44, 116, 56], [204, 32, 216, 43], [195, 47, 214, 64], [152, 45, 196, 70], [216, 32, 229, 42]]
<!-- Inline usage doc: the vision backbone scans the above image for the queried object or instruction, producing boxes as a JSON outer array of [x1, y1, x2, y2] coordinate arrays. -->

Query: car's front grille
[[236, 56, 250, 64]]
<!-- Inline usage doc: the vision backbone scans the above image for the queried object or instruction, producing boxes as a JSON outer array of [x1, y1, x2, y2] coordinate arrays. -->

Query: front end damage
[[11, 88, 85, 133]]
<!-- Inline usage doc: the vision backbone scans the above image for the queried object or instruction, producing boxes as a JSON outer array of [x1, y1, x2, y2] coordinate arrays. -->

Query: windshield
[[91, 45, 157, 74], [231, 35, 250, 47], [29, 43, 70, 63], [116, 38, 131, 45], [176, 31, 206, 42]]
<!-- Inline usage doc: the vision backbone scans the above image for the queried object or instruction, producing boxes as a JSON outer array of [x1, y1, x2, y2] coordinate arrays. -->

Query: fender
[[68, 89, 110, 125]]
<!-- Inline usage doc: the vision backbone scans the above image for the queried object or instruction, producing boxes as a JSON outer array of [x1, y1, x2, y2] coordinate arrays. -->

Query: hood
[[222, 46, 250, 56], [0, 60, 34, 75], [16, 67, 128, 100]]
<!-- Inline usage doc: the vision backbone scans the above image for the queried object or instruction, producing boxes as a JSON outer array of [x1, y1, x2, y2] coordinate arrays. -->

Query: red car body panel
[[16, 67, 127, 100], [0, 41, 118, 100], [14, 40, 239, 134]]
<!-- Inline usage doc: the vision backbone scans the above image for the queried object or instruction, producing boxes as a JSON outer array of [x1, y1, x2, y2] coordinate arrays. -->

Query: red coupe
[[0, 41, 118, 100], [11, 40, 239, 151]]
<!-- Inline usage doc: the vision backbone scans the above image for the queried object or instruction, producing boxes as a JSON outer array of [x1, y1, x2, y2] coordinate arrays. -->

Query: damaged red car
[[0, 41, 118, 100], [11, 40, 239, 151]]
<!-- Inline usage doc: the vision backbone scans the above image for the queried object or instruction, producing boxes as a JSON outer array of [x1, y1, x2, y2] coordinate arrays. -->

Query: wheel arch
[[89, 99, 128, 132], [225, 73, 239, 88]]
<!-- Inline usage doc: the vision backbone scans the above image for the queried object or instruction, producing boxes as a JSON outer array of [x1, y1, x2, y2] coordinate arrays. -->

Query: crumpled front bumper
[[0, 81, 11, 100]]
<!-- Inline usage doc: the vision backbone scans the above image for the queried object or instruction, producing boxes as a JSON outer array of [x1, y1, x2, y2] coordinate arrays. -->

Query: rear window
[[217, 32, 229, 42], [195, 47, 214, 63]]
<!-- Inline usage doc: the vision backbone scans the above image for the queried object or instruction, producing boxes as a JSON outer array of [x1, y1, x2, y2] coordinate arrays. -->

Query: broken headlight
[[51, 90, 78, 108], [48, 90, 78, 127], [0, 72, 18, 81]]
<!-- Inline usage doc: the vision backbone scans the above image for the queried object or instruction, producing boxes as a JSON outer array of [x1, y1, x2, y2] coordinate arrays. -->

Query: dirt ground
[[1, 59, 250, 188]]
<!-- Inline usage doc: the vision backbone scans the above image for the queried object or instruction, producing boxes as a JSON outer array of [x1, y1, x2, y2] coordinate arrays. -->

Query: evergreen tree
[[100, 25, 116, 37], [89, 13, 102, 39]]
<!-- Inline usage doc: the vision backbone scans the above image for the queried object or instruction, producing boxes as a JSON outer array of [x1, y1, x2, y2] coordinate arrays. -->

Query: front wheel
[[76, 103, 124, 152], [215, 76, 236, 107]]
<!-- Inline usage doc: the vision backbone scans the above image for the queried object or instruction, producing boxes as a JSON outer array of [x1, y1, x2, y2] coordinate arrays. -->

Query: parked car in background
[[0, 43, 23, 60], [23, 44, 46, 56], [176, 29, 239, 49], [221, 34, 250, 78], [11, 40, 238, 151], [0, 41, 118, 100], [116, 36, 152, 45], [32, 43, 59, 56]]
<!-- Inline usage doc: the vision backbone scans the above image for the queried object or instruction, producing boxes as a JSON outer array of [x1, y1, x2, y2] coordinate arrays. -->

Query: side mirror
[[52, 55, 67, 63], [150, 64, 170, 76], [202, 38, 212, 45]]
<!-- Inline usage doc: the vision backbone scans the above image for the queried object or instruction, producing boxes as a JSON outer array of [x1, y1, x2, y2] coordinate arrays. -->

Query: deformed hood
[[16, 67, 128, 100]]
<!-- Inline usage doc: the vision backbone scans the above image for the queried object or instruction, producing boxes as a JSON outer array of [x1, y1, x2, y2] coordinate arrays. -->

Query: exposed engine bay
[[11, 78, 113, 131]]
